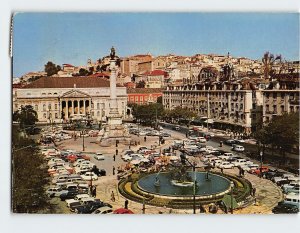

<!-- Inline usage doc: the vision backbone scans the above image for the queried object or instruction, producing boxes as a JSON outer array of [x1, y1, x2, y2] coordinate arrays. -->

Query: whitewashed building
[[13, 77, 127, 123]]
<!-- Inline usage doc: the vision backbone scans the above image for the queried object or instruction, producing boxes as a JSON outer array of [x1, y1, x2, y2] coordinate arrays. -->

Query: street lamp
[[180, 152, 197, 214], [259, 151, 263, 178], [230, 181, 234, 214], [81, 130, 85, 151]]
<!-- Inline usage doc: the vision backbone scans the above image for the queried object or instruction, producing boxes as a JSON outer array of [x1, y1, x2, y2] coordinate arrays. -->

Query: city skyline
[[13, 13, 299, 77]]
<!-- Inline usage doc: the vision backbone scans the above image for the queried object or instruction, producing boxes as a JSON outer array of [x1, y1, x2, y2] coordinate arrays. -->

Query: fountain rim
[[136, 171, 232, 198]]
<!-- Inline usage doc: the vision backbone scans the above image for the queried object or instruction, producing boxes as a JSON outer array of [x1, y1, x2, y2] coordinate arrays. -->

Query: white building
[[13, 77, 127, 123]]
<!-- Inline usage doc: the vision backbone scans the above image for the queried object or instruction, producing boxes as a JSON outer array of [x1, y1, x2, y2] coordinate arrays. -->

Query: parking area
[[38, 123, 298, 214]]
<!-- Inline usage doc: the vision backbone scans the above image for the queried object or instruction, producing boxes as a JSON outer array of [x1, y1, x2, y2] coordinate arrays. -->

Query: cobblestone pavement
[[56, 130, 283, 214]]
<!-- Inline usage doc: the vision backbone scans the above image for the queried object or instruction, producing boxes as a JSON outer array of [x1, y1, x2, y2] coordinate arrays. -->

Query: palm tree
[[262, 52, 282, 80]]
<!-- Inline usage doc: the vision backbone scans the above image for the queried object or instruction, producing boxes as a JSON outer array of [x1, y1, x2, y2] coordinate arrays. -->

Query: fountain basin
[[137, 172, 231, 197]]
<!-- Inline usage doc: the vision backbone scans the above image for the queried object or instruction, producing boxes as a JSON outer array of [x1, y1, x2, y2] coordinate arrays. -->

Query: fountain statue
[[169, 166, 195, 187]]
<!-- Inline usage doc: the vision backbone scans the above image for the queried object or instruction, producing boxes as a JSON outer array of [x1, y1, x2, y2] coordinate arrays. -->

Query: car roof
[[96, 206, 112, 211]]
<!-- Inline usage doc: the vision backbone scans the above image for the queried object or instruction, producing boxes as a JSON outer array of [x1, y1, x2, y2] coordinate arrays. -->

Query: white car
[[232, 145, 245, 152], [46, 187, 67, 197], [219, 162, 234, 169], [94, 153, 105, 160], [75, 165, 91, 174], [219, 153, 234, 161], [81, 172, 98, 181], [233, 159, 248, 167], [93, 206, 113, 214], [198, 137, 207, 143], [122, 154, 133, 161], [242, 164, 259, 172]]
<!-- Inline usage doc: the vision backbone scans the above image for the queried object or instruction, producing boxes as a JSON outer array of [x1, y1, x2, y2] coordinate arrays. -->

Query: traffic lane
[[164, 127, 265, 165]]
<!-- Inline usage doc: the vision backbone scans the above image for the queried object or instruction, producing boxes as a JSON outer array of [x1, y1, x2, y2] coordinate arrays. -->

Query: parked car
[[224, 139, 235, 146], [75, 200, 113, 214], [81, 172, 98, 181], [60, 190, 78, 201], [46, 187, 67, 197], [232, 159, 248, 167], [232, 145, 245, 152], [218, 161, 234, 169], [93, 206, 113, 214], [250, 166, 269, 176], [272, 202, 299, 214], [94, 153, 105, 160]]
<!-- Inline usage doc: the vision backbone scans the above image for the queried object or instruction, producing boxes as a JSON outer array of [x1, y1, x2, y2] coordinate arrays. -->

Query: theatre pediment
[[61, 90, 91, 98]]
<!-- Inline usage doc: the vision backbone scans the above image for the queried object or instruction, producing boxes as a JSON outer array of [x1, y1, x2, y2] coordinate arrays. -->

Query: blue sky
[[13, 13, 299, 77]]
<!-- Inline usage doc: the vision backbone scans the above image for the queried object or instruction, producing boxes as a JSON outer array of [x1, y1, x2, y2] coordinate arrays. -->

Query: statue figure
[[110, 46, 116, 60]]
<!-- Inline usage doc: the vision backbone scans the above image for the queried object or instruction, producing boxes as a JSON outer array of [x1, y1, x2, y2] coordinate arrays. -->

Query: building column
[[65, 99, 69, 119], [72, 100, 74, 116], [83, 99, 86, 115]]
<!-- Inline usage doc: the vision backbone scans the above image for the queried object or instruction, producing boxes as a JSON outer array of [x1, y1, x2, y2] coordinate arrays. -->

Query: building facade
[[127, 88, 163, 105], [13, 77, 127, 123], [163, 82, 256, 134]]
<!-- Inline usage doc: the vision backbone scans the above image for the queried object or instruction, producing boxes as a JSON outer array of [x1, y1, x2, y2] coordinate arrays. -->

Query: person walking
[[111, 191, 115, 202], [125, 199, 129, 209], [252, 187, 256, 197], [113, 154, 116, 161], [92, 186, 97, 197], [113, 166, 115, 175], [144, 136, 146, 142]]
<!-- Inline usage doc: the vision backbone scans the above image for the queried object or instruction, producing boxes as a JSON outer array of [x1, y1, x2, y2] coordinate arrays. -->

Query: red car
[[250, 166, 269, 176], [66, 154, 77, 163], [81, 154, 91, 161]]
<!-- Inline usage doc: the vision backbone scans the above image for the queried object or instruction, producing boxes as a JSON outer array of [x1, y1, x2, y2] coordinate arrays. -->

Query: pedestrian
[[199, 205, 206, 213], [220, 167, 224, 174], [144, 136, 146, 142], [92, 186, 97, 197], [113, 166, 115, 175], [252, 187, 256, 197], [125, 199, 129, 209], [116, 149, 118, 155], [111, 191, 115, 202], [113, 154, 116, 161]]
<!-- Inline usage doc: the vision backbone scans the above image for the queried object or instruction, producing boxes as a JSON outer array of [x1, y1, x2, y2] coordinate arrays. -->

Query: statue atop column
[[110, 46, 116, 60]]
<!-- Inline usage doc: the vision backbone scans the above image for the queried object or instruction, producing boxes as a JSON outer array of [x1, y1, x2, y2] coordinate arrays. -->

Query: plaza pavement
[[55, 129, 283, 214]]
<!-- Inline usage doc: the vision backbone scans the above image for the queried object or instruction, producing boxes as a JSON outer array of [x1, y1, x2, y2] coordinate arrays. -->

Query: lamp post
[[259, 151, 263, 178], [193, 162, 196, 214], [230, 181, 234, 214], [180, 152, 197, 214], [81, 130, 85, 151]]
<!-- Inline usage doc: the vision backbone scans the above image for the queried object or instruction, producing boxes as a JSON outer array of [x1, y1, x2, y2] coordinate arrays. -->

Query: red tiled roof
[[142, 70, 168, 77], [127, 88, 163, 94], [63, 64, 74, 67], [23, 76, 122, 88], [88, 72, 110, 78]]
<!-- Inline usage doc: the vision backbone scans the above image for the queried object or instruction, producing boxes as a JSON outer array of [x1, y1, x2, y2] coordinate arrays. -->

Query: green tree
[[79, 68, 89, 76], [44, 61, 61, 76], [136, 80, 146, 88], [131, 103, 164, 126], [166, 106, 197, 123], [12, 126, 51, 213], [13, 105, 38, 129], [255, 112, 299, 163]]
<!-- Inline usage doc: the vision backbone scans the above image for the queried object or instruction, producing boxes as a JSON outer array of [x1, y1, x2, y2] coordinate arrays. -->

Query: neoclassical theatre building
[[13, 77, 128, 123]]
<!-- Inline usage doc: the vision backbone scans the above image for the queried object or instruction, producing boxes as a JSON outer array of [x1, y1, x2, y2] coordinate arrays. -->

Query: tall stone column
[[109, 59, 119, 115]]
